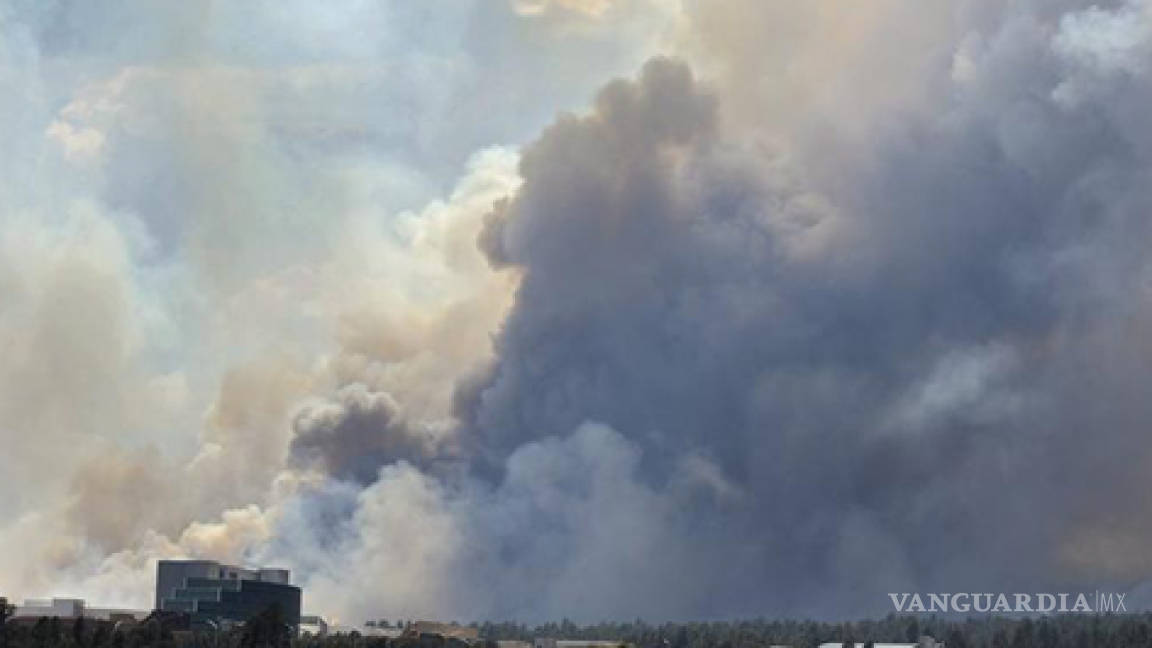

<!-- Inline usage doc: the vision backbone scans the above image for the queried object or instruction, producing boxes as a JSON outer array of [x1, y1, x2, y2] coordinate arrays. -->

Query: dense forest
[[477, 615, 1152, 648], [6, 597, 1152, 648]]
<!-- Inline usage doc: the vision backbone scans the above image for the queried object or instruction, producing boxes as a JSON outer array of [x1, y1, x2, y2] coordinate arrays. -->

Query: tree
[[241, 603, 290, 648], [0, 598, 12, 648], [840, 625, 855, 648], [904, 620, 920, 644], [71, 616, 86, 648], [91, 622, 110, 648], [945, 628, 968, 648], [1010, 618, 1033, 648]]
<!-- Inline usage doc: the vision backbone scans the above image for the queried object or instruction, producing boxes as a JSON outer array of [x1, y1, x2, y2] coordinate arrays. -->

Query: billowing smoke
[[290, 384, 455, 484], [7, 0, 1152, 626]]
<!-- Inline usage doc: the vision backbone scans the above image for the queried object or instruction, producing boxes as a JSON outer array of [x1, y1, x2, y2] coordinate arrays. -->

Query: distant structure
[[13, 598, 148, 622], [299, 614, 329, 637], [14, 598, 83, 619], [363, 626, 405, 639], [409, 621, 481, 642], [534, 640, 627, 648], [155, 559, 301, 631], [816, 640, 944, 648]]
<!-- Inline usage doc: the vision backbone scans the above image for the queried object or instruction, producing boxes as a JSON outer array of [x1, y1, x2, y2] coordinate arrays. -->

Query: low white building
[[299, 615, 330, 637], [535, 639, 628, 648], [15, 598, 85, 619], [817, 638, 943, 648], [13, 598, 148, 621]]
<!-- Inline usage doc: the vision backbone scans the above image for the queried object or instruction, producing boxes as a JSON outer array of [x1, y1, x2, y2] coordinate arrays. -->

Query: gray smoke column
[[437, 1, 1152, 617]]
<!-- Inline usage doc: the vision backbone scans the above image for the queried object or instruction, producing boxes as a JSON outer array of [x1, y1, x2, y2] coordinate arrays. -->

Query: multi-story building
[[155, 559, 301, 630]]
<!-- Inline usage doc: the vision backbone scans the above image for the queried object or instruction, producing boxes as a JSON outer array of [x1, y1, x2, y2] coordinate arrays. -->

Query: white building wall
[[14, 598, 84, 618]]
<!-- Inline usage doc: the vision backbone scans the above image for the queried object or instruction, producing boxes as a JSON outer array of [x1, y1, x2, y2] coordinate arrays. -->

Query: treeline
[[7, 597, 1152, 648], [476, 615, 1152, 648]]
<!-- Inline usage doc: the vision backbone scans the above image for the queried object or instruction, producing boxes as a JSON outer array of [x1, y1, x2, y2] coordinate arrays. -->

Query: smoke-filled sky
[[5, 0, 1152, 624]]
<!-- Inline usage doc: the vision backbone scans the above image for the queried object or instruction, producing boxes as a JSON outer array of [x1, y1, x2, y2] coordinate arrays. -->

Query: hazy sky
[[5, 0, 1152, 625]]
